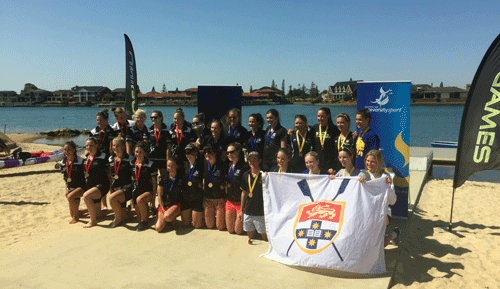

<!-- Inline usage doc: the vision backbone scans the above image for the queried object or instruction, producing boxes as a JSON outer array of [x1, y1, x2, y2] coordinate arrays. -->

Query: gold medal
[[67, 178, 72, 182], [131, 176, 135, 181], [85, 173, 89, 178], [114, 175, 119, 180], [299, 152, 303, 157], [321, 145, 324, 150], [208, 182, 213, 188], [188, 181, 193, 186], [227, 184, 231, 188]]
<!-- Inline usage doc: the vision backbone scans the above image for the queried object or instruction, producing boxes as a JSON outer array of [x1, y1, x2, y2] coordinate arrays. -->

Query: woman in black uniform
[[192, 113, 210, 146], [313, 107, 341, 173], [130, 109, 150, 148], [82, 137, 110, 228], [180, 142, 204, 229], [287, 114, 315, 173], [60, 141, 86, 224], [168, 108, 197, 164], [205, 119, 229, 162], [131, 141, 158, 231], [111, 107, 134, 155], [225, 142, 247, 235], [108, 135, 133, 228], [203, 144, 226, 231], [155, 155, 183, 233], [245, 113, 266, 156], [225, 108, 248, 147], [335, 112, 355, 166], [90, 109, 115, 156], [262, 109, 287, 171]]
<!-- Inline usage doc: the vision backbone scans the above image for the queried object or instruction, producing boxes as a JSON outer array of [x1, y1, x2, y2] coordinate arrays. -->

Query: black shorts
[[112, 184, 134, 203], [181, 198, 204, 212]]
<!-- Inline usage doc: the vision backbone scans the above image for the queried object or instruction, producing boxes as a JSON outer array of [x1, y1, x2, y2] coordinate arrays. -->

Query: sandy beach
[[1, 134, 499, 288]]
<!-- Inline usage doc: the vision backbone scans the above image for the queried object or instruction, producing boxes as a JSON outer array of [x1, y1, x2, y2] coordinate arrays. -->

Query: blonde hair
[[134, 109, 146, 118], [364, 150, 385, 175], [305, 151, 319, 162], [113, 135, 126, 147]]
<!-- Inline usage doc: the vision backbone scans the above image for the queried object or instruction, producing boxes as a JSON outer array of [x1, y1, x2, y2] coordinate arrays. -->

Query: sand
[[1, 134, 498, 288]]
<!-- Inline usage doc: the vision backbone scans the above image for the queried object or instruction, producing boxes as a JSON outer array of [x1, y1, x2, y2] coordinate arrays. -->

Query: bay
[[0, 105, 463, 147]]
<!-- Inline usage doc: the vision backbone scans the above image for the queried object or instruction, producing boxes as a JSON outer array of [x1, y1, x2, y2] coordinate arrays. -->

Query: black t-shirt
[[288, 126, 316, 173], [245, 128, 266, 156], [225, 159, 248, 202], [60, 156, 86, 189], [168, 125, 197, 163], [148, 123, 170, 161], [111, 121, 134, 142], [225, 124, 249, 147], [270, 165, 293, 173], [203, 135, 229, 160], [130, 158, 157, 194], [312, 123, 341, 172], [241, 170, 264, 216], [158, 173, 183, 207], [182, 158, 204, 201], [90, 125, 115, 156], [130, 125, 150, 147], [108, 154, 133, 189], [262, 124, 287, 171], [203, 159, 226, 199], [84, 152, 109, 188]]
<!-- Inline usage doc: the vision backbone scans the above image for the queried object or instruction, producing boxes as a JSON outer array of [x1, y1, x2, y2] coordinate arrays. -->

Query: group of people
[[59, 106, 399, 245]]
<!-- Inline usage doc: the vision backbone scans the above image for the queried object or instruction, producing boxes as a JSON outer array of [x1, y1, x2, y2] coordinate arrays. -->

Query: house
[[49, 90, 74, 102], [19, 89, 52, 103], [327, 80, 361, 101], [0, 91, 18, 104], [101, 88, 126, 103], [411, 84, 467, 99], [242, 87, 283, 102], [71, 86, 111, 102]]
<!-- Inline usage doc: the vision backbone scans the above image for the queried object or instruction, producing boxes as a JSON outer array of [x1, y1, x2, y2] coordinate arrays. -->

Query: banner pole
[[448, 188, 456, 231]]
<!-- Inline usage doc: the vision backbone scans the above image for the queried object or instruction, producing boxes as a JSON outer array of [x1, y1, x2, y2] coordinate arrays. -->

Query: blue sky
[[1, 0, 499, 93]]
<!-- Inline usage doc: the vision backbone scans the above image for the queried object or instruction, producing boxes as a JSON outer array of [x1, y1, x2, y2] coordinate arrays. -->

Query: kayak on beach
[[0, 148, 84, 169]]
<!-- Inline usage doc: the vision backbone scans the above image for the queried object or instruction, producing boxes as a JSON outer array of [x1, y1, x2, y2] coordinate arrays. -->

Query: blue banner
[[357, 81, 411, 217]]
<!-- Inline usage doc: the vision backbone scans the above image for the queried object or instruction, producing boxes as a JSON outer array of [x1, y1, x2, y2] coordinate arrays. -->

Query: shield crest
[[293, 200, 345, 255]]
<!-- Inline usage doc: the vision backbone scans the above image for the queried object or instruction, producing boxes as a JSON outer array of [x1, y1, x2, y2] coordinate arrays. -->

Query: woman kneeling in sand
[[156, 156, 183, 232], [60, 141, 86, 224]]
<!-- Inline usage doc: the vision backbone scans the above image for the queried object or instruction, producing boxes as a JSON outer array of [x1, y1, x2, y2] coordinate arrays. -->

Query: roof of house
[[427, 86, 468, 93]]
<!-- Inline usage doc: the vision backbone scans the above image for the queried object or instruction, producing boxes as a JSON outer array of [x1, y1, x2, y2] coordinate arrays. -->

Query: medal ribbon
[[134, 160, 142, 182], [154, 125, 161, 144], [165, 177, 176, 195], [338, 134, 347, 151], [296, 130, 307, 155], [227, 164, 235, 184], [207, 160, 218, 185], [342, 166, 355, 177], [85, 155, 93, 174], [250, 133, 256, 151], [319, 125, 328, 148], [66, 158, 73, 180], [227, 126, 238, 141], [99, 128, 107, 144], [188, 161, 196, 181], [118, 122, 128, 137], [266, 127, 275, 146], [114, 157, 122, 177], [248, 172, 260, 197], [211, 138, 221, 152], [175, 127, 183, 145], [200, 129, 206, 144], [136, 125, 145, 141]]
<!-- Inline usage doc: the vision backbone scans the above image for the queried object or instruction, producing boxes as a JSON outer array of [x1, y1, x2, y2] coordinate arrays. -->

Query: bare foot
[[69, 218, 79, 224], [83, 221, 96, 228]]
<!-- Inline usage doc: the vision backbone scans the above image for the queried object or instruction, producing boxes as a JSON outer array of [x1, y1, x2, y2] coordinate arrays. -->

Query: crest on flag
[[293, 200, 345, 255]]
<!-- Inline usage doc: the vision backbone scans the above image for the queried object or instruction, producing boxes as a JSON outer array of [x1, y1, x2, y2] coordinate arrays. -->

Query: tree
[[162, 84, 167, 93], [310, 82, 319, 99], [440, 82, 444, 87], [250, 85, 253, 93], [281, 80, 285, 95]]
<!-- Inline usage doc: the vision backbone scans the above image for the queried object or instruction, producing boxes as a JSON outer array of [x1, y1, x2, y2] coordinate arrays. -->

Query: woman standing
[[82, 137, 110, 228], [130, 109, 150, 149], [313, 107, 341, 173], [90, 109, 115, 156], [168, 108, 197, 164], [225, 108, 248, 146], [205, 120, 229, 162], [131, 141, 158, 231], [355, 108, 380, 170], [180, 143, 204, 229], [335, 113, 355, 163], [262, 109, 287, 172], [111, 107, 134, 155], [225, 143, 247, 235], [148, 110, 170, 173], [203, 144, 226, 231], [60, 141, 86, 224], [156, 156, 183, 232], [107, 135, 134, 227], [245, 113, 266, 156], [287, 114, 315, 173], [192, 113, 210, 146]]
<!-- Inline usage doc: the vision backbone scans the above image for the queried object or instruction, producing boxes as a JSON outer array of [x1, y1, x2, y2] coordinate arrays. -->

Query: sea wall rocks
[[40, 127, 91, 137]]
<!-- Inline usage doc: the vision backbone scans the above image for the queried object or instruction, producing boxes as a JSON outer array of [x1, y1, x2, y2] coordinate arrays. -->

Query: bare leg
[[164, 205, 180, 223], [192, 211, 204, 228], [235, 211, 244, 235], [83, 187, 102, 228], [136, 192, 152, 222], [66, 188, 84, 224], [155, 210, 166, 232], [204, 206, 216, 229], [216, 202, 226, 231], [181, 209, 192, 227], [226, 210, 236, 234], [109, 190, 126, 224]]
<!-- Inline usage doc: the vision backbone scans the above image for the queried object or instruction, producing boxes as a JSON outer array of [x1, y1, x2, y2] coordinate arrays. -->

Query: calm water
[[0, 104, 463, 147]]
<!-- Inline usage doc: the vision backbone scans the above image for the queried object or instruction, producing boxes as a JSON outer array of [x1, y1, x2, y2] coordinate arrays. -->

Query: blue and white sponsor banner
[[357, 81, 410, 217], [263, 173, 391, 274]]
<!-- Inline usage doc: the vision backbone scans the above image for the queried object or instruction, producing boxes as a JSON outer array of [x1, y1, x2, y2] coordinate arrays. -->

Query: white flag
[[262, 173, 390, 274]]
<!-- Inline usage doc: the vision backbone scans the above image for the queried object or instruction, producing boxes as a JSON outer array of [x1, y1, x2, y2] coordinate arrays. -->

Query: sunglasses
[[227, 150, 236, 154], [150, 116, 159, 119]]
